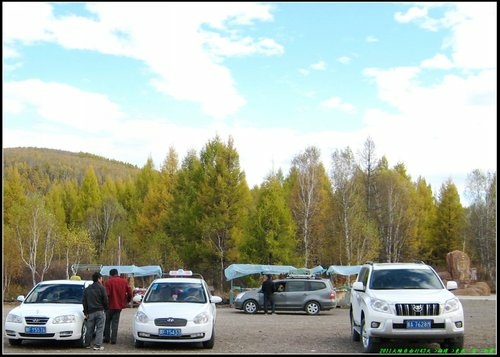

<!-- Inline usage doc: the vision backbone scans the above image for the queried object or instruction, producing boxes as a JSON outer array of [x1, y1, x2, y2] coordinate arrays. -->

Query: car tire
[[75, 320, 87, 347], [202, 326, 215, 349], [441, 336, 464, 351], [305, 301, 320, 315], [361, 317, 379, 353], [243, 300, 258, 314], [135, 339, 145, 348], [350, 311, 360, 341], [8, 339, 22, 346]]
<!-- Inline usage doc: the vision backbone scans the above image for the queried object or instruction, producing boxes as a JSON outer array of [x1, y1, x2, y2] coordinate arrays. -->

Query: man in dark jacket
[[83, 272, 108, 350], [261, 274, 275, 314], [103, 269, 132, 344]]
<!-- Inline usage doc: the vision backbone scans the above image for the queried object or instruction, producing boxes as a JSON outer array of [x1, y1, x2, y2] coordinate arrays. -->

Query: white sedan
[[132, 270, 223, 349], [4, 279, 92, 346]]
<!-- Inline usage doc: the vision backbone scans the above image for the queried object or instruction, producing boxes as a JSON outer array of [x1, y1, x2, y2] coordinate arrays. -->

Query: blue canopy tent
[[224, 264, 299, 305], [326, 265, 362, 276], [100, 265, 162, 277], [224, 264, 297, 281]]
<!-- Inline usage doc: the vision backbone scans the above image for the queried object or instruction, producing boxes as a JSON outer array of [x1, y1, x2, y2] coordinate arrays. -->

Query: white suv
[[350, 262, 464, 353]]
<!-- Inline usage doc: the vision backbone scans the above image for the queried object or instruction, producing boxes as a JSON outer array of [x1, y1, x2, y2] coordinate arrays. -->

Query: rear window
[[309, 281, 327, 291]]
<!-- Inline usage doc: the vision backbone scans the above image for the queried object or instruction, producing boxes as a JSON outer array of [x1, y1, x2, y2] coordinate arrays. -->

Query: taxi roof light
[[169, 269, 193, 276]]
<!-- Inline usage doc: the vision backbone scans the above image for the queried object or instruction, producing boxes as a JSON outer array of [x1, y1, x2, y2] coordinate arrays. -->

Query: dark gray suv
[[233, 275, 337, 315]]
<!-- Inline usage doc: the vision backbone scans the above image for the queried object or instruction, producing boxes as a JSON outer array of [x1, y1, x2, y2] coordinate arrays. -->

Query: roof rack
[[286, 273, 321, 279]]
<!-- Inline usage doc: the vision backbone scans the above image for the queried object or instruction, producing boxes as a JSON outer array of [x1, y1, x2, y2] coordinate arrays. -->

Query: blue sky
[[3, 2, 497, 204]]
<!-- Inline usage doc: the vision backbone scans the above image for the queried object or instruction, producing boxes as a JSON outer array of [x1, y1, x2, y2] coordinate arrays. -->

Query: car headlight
[[369, 298, 391, 314], [443, 298, 461, 313], [193, 311, 209, 324], [135, 311, 149, 323], [52, 314, 77, 324], [6, 313, 22, 323]]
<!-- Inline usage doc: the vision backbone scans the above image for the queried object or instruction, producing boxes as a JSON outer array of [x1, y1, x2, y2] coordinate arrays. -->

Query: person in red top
[[103, 268, 132, 344]]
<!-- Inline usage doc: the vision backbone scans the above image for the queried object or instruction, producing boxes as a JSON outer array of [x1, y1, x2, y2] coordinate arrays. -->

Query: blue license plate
[[159, 328, 181, 336], [406, 320, 432, 329], [25, 326, 46, 334]]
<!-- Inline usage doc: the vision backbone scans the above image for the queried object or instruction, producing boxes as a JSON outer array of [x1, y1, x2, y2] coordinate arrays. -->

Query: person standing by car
[[261, 274, 275, 314], [83, 272, 108, 351], [104, 268, 132, 344]]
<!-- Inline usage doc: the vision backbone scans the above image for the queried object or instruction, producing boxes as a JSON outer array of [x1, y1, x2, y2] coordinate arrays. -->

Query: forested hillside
[[4, 147, 139, 185], [2, 138, 496, 300]]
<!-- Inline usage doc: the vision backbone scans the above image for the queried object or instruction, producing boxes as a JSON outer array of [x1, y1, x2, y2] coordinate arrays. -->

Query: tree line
[[2, 136, 496, 298]]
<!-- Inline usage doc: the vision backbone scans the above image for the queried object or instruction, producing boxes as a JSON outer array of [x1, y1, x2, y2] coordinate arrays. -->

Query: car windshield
[[144, 282, 206, 303], [24, 284, 85, 304], [369, 269, 444, 290]]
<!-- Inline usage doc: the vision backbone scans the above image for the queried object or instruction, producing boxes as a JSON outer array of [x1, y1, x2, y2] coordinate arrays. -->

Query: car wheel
[[135, 339, 145, 348], [8, 339, 22, 346], [74, 320, 87, 347], [243, 300, 258, 314], [305, 301, 320, 315], [441, 336, 464, 351], [361, 317, 379, 353], [202, 326, 215, 349], [350, 311, 360, 341]]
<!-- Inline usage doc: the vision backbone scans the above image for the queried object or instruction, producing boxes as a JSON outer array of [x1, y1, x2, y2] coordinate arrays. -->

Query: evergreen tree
[[431, 180, 465, 267]]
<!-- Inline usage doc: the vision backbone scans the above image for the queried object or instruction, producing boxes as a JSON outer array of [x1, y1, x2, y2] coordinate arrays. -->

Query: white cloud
[[361, 66, 496, 199], [366, 35, 378, 43], [4, 80, 125, 132], [420, 54, 454, 69], [337, 56, 351, 64], [3, 2, 282, 120], [321, 97, 355, 113], [311, 60, 327, 71]]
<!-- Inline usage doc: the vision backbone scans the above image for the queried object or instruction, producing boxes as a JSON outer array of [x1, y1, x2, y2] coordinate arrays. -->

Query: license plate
[[25, 326, 46, 334], [405, 320, 432, 329], [159, 328, 181, 336]]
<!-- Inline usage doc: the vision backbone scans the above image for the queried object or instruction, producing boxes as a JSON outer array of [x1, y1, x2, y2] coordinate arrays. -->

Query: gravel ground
[[3, 296, 497, 354]]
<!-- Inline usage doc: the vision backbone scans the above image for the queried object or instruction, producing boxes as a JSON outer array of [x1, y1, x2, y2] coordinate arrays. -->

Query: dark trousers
[[104, 309, 121, 343], [263, 294, 275, 314]]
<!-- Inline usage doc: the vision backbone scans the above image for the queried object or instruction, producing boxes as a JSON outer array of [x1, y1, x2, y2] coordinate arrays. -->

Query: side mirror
[[446, 281, 458, 290], [352, 281, 364, 292], [211, 296, 223, 304], [133, 294, 143, 303]]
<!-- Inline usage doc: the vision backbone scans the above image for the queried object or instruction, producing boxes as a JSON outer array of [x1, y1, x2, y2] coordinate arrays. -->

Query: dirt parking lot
[[3, 296, 497, 354]]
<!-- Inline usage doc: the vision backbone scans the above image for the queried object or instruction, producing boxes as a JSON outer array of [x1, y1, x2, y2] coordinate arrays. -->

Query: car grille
[[25, 317, 50, 325], [154, 318, 187, 326], [395, 303, 440, 316]]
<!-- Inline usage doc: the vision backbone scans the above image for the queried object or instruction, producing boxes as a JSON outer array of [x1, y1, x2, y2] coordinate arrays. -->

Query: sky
[[3, 2, 497, 205]]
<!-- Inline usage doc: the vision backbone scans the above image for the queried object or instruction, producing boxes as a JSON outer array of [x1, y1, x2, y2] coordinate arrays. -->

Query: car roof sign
[[169, 269, 193, 276]]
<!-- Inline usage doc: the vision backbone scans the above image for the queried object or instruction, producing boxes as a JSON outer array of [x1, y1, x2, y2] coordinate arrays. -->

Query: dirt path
[[3, 297, 497, 354]]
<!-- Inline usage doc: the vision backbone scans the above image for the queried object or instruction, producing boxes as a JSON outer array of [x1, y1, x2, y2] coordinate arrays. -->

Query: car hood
[[10, 303, 84, 317], [370, 289, 457, 304], [139, 302, 210, 319]]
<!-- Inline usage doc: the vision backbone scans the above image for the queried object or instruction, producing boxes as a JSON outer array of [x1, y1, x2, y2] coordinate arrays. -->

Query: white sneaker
[[93, 346, 104, 351]]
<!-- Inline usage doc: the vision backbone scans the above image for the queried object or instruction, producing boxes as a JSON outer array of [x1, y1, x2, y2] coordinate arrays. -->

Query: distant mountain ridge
[[3, 147, 140, 184]]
